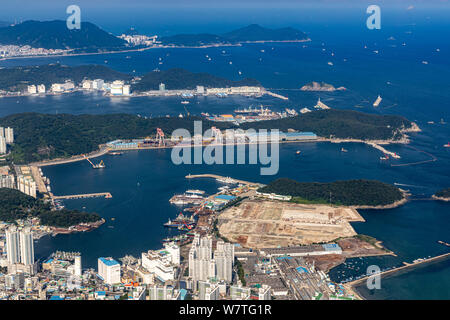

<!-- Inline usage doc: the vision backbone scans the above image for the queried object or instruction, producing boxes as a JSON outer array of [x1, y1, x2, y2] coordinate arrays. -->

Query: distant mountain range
[[0, 20, 126, 50], [160, 24, 309, 46], [0, 21, 308, 51]]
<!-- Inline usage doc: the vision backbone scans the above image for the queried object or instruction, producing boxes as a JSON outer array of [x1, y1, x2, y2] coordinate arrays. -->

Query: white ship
[[373, 95, 382, 107], [216, 177, 237, 184]]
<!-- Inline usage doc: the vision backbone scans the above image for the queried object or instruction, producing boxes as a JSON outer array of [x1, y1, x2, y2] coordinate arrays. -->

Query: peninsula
[[432, 188, 450, 202], [0, 109, 417, 164], [0, 188, 102, 229], [258, 178, 406, 207], [160, 24, 309, 47]]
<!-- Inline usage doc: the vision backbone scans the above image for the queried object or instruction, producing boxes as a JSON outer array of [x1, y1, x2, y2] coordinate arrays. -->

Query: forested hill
[[435, 188, 450, 199], [0, 188, 101, 227], [258, 178, 404, 206], [240, 109, 413, 141], [0, 109, 414, 163], [0, 20, 126, 49], [160, 24, 308, 46], [0, 113, 229, 163]]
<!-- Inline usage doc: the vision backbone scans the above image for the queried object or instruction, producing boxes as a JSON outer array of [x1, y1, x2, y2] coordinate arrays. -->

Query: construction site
[[217, 199, 365, 248]]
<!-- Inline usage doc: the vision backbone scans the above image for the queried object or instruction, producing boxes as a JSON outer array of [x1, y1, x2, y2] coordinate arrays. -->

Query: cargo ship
[[169, 190, 205, 205], [373, 95, 382, 107], [164, 212, 195, 228]]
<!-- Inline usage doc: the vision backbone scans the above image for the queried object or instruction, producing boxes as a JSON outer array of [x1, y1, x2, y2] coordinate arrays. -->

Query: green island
[[0, 20, 127, 50], [0, 188, 101, 228], [160, 24, 309, 46], [131, 68, 261, 91], [258, 178, 404, 206], [0, 64, 132, 92], [434, 188, 450, 200], [0, 109, 414, 163]]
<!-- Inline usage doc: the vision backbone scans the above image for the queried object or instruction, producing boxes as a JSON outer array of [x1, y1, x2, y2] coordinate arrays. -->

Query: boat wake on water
[[394, 183, 426, 188]]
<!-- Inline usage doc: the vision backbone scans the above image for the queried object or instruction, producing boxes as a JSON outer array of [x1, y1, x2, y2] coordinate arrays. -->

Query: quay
[[185, 174, 262, 186], [344, 252, 450, 290], [52, 192, 112, 200], [264, 90, 289, 100], [366, 142, 401, 159]]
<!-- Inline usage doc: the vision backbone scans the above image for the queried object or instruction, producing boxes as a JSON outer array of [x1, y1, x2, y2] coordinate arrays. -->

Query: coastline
[[432, 195, 450, 202], [29, 133, 416, 169], [0, 39, 311, 62]]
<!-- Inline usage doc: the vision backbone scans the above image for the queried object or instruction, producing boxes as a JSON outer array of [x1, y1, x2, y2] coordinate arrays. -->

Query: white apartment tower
[[6, 227, 35, 266], [6, 227, 20, 264], [19, 227, 34, 265], [189, 235, 216, 282], [37, 84, 46, 93], [0, 136, 6, 154], [74, 255, 82, 277], [5, 127, 14, 144], [214, 240, 234, 282], [98, 257, 121, 285]]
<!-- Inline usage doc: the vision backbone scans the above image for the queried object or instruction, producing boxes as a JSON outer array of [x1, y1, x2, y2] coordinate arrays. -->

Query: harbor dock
[[185, 174, 262, 186], [343, 252, 450, 298], [52, 192, 112, 200]]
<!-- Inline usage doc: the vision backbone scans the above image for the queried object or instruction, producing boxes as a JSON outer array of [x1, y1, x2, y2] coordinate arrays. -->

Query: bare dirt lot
[[218, 200, 365, 248]]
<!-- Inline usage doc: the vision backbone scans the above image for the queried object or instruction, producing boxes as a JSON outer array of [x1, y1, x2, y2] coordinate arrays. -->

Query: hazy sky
[[1, 0, 448, 35]]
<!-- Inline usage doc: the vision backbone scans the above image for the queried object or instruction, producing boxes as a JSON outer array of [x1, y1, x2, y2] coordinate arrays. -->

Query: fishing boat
[[373, 95, 382, 107]]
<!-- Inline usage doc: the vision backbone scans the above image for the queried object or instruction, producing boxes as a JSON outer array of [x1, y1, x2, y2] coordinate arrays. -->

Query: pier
[[366, 142, 401, 159], [264, 90, 289, 100], [52, 192, 112, 200], [185, 174, 262, 186], [344, 252, 450, 289]]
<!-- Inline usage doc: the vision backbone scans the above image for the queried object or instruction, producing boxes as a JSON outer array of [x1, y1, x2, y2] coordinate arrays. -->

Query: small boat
[[296, 150, 301, 155], [327, 61, 333, 66], [380, 154, 389, 160], [444, 142, 450, 148], [181, 101, 190, 104], [341, 147, 348, 152]]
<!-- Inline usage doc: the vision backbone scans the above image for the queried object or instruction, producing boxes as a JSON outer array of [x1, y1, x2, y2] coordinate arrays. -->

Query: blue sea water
[[0, 6, 449, 299]]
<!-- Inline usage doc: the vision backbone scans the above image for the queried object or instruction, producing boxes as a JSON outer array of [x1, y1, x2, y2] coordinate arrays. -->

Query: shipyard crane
[[156, 128, 165, 147], [83, 155, 105, 169]]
